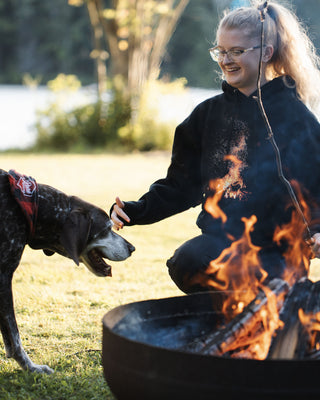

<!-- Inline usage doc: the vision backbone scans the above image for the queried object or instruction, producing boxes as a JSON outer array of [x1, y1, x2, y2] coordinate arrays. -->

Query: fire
[[190, 212, 285, 360], [195, 214, 268, 319], [205, 154, 248, 223], [273, 180, 312, 286], [192, 156, 313, 360], [193, 155, 267, 319], [213, 152, 248, 200], [298, 309, 320, 351], [223, 154, 248, 200], [220, 285, 284, 360]]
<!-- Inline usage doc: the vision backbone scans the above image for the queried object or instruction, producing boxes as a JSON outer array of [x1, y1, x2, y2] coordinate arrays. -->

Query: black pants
[[166, 234, 287, 294]]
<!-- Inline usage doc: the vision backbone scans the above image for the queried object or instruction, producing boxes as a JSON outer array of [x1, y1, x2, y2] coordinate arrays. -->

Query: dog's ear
[[60, 209, 91, 265]]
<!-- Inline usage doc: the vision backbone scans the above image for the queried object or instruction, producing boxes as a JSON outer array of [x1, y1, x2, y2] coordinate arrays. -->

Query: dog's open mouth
[[83, 249, 112, 277]]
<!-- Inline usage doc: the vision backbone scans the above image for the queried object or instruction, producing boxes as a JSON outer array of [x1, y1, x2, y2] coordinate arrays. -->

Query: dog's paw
[[28, 363, 54, 374]]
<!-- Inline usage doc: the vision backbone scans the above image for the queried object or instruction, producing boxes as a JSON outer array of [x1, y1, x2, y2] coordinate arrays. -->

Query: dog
[[0, 169, 135, 373]]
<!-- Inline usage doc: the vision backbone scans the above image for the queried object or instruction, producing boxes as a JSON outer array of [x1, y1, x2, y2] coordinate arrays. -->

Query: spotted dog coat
[[0, 169, 135, 373]]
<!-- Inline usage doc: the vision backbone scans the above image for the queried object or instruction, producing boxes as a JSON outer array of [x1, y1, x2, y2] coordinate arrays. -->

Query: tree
[[70, 0, 189, 100]]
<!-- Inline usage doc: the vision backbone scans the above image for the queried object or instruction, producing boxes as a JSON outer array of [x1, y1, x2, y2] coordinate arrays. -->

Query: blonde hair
[[216, 1, 320, 117]]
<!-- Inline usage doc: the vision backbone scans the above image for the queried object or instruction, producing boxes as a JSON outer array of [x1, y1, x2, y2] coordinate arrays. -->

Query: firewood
[[295, 280, 320, 358], [181, 278, 289, 356], [307, 349, 320, 359], [267, 278, 314, 359]]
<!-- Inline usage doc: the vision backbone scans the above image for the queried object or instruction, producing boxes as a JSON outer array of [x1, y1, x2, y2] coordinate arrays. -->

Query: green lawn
[[0, 153, 319, 399], [0, 153, 200, 399]]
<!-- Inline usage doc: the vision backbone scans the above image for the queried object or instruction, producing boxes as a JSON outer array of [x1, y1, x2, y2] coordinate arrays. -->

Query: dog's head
[[45, 200, 135, 277]]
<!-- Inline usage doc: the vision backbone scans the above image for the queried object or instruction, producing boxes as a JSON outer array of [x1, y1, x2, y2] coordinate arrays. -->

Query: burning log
[[182, 277, 320, 361], [307, 349, 320, 359], [267, 278, 313, 359], [268, 278, 320, 359], [181, 278, 289, 358]]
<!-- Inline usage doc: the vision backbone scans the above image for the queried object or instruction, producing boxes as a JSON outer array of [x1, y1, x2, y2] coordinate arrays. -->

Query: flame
[[221, 285, 285, 360], [190, 214, 284, 359], [191, 157, 313, 359], [273, 180, 312, 286], [222, 154, 248, 200], [205, 154, 248, 224], [298, 309, 320, 351], [205, 177, 227, 224], [194, 155, 267, 319], [199, 215, 268, 319]]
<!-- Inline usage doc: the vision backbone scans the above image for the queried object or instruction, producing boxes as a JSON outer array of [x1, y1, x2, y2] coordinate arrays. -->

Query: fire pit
[[102, 291, 320, 400]]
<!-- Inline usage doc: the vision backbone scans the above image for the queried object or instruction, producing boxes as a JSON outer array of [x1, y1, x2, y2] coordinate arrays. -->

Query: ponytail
[[264, 1, 320, 116]]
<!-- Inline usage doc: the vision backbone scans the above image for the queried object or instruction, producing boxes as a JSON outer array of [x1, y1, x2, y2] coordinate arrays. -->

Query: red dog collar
[[8, 169, 39, 241]]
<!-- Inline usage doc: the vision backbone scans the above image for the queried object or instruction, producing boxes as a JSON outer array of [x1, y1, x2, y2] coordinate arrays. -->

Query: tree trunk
[[87, 0, 108, 100], [103, 0, 189, 98]]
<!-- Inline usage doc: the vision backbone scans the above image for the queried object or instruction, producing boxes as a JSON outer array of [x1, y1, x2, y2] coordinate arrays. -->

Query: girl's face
[[216, 27, 271, 96]]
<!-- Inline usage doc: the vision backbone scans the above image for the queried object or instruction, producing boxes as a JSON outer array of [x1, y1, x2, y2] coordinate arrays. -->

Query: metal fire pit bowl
[[102, 292, 320, 400]]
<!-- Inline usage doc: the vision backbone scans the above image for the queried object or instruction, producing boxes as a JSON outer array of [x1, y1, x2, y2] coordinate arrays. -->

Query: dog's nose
[[128, 243, 135, 253]]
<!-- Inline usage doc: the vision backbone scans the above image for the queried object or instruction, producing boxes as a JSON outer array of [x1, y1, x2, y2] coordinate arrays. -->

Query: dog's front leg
[[0, 284, 53, 374]]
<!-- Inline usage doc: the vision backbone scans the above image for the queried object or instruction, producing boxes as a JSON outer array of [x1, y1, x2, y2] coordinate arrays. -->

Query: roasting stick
[[253, 2, 313, 245]]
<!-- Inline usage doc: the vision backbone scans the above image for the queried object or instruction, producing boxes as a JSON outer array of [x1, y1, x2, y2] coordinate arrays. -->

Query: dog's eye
[[91, 225, 111, 240]]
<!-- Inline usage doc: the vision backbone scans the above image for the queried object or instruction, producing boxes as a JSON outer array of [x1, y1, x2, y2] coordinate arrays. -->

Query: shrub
[[33, 74, 186, 152], [118, 78, 187, 151], [34, 76, 131, 152]]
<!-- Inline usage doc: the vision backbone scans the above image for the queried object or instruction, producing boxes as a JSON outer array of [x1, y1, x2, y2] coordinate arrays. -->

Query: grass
[[0, 152, 200, 399], [1, 153, 320, 399]]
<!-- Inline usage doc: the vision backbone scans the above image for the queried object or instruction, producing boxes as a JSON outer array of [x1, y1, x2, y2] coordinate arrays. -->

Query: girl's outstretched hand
[[111, 196, 130, 230]]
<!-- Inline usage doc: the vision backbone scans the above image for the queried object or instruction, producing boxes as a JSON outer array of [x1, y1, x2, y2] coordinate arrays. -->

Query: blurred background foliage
[[1, 0, 319, 152]]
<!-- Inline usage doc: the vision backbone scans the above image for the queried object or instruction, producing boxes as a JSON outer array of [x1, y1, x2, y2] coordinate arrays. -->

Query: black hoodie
[[121, 77, 320, 252]]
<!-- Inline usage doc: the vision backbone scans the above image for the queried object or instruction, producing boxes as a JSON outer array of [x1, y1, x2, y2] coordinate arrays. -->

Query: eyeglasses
[[209, 45, 261, 62]]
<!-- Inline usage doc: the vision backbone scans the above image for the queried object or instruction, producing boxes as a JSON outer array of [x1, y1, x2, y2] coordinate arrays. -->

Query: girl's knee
[[166, 235, 220, 294], [167, 234, 230, 293]]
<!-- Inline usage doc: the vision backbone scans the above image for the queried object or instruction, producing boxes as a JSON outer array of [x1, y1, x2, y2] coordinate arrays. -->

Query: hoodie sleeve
[[120, 106, 204, 226]]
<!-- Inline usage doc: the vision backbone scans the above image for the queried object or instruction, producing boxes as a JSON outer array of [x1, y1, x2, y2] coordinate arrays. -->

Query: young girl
[[111, 1, 320, 294]]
